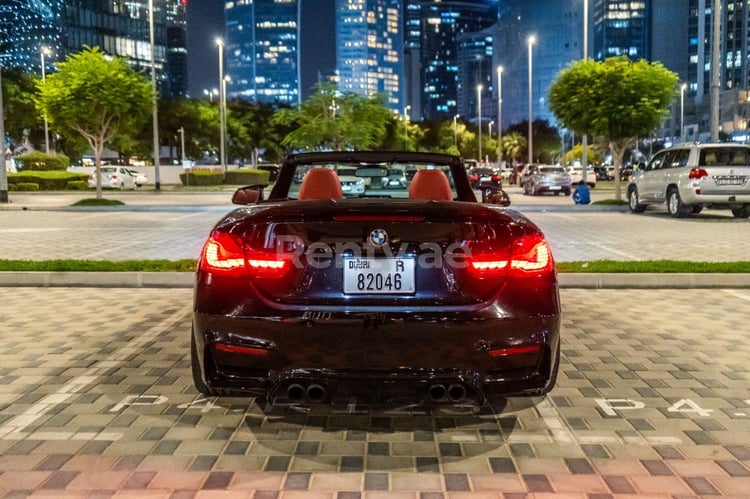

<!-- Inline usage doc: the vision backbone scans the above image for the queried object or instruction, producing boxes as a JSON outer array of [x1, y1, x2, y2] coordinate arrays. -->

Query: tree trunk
[[608, 142, 628, 201]]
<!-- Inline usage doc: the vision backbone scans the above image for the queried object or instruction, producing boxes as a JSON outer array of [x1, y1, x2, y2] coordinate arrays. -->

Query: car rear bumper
[[192, 311, 560, 405]]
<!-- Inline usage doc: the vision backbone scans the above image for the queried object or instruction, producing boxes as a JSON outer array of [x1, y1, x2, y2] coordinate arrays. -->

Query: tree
[[272, 83, 393, 151], [36, 46, 152, 198], [1, 67, 43, 149], [501, 131, 527, 164], [549, 56, 678, 199]]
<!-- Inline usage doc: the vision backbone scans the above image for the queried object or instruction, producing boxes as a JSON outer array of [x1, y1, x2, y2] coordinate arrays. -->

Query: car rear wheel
[[731, 205, 750, 218], [628, 187, 646, 213], [667, 188, 689, 218]]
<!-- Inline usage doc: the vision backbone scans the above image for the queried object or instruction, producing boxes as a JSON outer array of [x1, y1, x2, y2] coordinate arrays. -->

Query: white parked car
[[628, 143, 750, 218], [126, 168, 148, 187], [87, 166, 137, 190], [336, 167, 366, 195], [567, 166, 596, 187]]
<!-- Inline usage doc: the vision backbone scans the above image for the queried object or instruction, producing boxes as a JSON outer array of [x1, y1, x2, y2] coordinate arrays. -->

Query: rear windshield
[[540, 167, 565, 174], [700, 147, 750, 166]]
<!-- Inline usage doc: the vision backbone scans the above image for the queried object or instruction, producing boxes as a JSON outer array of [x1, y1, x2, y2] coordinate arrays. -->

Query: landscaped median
[[0, 260, 749, 289]]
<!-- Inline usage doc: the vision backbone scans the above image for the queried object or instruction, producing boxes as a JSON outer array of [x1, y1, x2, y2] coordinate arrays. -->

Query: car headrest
[[408, 169, 453, 201], [298, 168, 343, 200]]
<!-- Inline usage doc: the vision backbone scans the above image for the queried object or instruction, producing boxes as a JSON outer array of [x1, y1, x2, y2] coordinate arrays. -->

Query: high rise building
[[224, 0, 301, 105], [496, 0, 583, 128], [410, 0, 498, 121], [335, 0, 403, 111], [0, 0, 187, 98], [592, 0, 651, 61]]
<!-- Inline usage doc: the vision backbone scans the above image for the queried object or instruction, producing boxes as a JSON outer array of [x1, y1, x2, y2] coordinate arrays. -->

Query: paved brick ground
[[1, 287, 749, 496]]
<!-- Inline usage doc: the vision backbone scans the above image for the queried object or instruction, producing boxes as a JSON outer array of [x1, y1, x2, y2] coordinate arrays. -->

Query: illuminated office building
[[0, 0, 187, 97], [335, 0, 403, 111], [592, 0, 651, 60], [225, 0, 300, 105], [414, 0, 498, 120]]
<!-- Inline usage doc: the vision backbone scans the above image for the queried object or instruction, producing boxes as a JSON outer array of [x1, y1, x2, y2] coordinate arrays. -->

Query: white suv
[[628, 143, 750, 218]]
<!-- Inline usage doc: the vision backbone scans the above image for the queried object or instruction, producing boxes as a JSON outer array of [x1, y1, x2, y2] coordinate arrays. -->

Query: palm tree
[[502, 132, 527, 163]]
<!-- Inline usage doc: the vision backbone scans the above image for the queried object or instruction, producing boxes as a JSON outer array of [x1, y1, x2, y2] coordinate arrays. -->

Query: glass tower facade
[[417, 0, 498, 120], [335, 0, 403, 111], [0, 0, 187, 97], [592, 0, 651, 61], [225, 0, 300, 105]]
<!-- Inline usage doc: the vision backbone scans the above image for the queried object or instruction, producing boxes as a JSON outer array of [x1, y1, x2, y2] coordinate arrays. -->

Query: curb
[[1, 272, 749, 289]]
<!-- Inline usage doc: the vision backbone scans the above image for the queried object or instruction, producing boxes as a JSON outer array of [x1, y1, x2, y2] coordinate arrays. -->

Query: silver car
[[628, 143, 750, 218], [87, 166, 137, 190], [522, 165, 571, 196]]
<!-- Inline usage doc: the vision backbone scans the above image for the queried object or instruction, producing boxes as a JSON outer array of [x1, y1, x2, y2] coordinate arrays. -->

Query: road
[[1, 186, 749, 263], [0, 189, 749, 495], [0, 287, 749, 495]]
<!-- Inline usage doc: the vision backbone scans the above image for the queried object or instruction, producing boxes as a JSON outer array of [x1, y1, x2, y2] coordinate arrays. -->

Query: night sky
[[186, 0, 335, 99]]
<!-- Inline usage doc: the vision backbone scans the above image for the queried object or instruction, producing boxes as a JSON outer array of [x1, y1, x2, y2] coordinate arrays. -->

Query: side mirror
[[481, 186, 511, 206], [232, 185, 265, 205]]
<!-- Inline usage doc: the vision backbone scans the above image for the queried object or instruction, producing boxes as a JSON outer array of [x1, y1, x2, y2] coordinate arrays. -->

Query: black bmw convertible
[[192, 151, 560, 406]]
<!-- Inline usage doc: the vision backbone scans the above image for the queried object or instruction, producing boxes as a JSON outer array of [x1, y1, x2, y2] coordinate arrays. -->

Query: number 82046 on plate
[[343, 257, 415, 294]]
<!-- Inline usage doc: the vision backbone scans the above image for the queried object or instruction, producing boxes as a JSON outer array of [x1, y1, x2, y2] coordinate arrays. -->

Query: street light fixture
[[477, 84, 483, 162], [40, 47, 51, 154], [203, 88, 218, 102], [148, 0, 161, 190], [680, 83, 687, 142], [497, 66, 503, 166], [527, 35, 536, 165], [217, 38, 226, 173]]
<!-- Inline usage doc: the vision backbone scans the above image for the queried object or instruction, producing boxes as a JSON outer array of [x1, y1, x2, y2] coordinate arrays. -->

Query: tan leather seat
[[408, 169, 453, 201], [298, 168, 343, 200]]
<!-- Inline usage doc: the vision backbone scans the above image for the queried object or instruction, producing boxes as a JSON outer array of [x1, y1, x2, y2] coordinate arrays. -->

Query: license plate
[[343, 258, 415, 294], [714, 176, 747, 186], [549, 185, 561, 190]]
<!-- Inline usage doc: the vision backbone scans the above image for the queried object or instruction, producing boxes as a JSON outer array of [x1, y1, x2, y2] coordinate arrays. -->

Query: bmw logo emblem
[[368, 228, 389, 247]]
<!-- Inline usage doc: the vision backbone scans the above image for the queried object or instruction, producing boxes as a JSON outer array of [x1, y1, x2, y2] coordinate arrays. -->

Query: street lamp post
[[178, 126, 186, 164], [581, 0, 588, 176], [453, 114, 460, 148], [0, 61, 7, 203], [680, 83, 687, 142], [148, 0, 161, 190], [217, 38, 226, 173], [40, 47, 51, 154], [477, 85, 483, 162], [488, 121, 494, 149], [403, 105, 411, 150], [497, 66, 503, 166], [527, 36, 536, 165]]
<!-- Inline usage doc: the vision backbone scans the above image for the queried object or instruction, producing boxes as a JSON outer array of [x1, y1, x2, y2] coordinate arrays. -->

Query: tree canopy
[[272, 83, 394, 151], [549, 56, 678, 199], [36, 46, 152, 197]]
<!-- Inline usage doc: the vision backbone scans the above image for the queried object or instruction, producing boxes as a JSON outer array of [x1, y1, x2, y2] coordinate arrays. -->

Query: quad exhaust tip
[[284, 382, 328, 403], [428, 383, 467, 403]]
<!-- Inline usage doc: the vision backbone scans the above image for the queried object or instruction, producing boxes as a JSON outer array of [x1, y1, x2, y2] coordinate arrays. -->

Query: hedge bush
[[15, 152, 70, 171], [179, 168, 271, 186], [179, 170, 224, 186], [8, 171, 89, 190], [66, 180, 89, 190], [224, 169, 270, 186], [13, 182, 40, 191]]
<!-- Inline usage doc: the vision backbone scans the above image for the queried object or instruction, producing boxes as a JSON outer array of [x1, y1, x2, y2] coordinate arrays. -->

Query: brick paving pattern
[[0, 287, 749, 496]]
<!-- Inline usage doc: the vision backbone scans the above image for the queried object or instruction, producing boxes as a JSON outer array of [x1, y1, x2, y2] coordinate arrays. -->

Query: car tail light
[[689, 168, 708, 180], [214, 343, 269, 356], [200, 230, 291, 278], [488, 344, 542, 357], [509, 233, 553, 275], [491, 175, 501, 182], [200, 231, 246, 274], [469, 233, 553, 278]]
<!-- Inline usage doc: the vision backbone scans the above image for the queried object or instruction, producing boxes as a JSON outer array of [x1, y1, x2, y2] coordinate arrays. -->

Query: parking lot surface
[[1, 287, 749, 496]]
